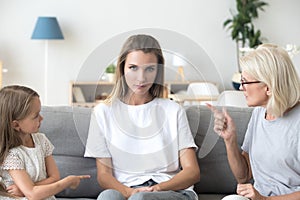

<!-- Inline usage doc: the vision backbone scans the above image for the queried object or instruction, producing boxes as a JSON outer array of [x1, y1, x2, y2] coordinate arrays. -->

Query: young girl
[[84, 34, 200, 200], [0, 85, 90, 200]]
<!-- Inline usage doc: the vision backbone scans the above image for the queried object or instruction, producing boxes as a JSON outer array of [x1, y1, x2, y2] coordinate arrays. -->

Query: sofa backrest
[[40, 106, 101, 198], [40, 105, 253, 197], [185, 105, 253, 194]]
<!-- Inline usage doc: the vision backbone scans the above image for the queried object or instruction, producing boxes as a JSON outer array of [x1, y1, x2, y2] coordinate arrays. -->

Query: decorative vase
[[231, 72, 241, 90]]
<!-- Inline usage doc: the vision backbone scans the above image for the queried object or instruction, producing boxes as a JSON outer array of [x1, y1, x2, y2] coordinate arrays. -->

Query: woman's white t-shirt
[[84, 98, 197, 190]]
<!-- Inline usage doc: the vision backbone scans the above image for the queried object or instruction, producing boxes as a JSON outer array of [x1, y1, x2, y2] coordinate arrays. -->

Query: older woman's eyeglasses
[[240, 80, 261, 86], [240, 79, 261, 90]]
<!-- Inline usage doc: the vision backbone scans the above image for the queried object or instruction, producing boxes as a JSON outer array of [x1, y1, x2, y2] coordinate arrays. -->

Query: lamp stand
[[175, 66, 185, 82], [44, 40, 48, 105]]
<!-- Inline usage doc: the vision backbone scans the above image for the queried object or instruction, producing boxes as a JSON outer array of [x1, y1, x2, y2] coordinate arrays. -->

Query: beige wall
[[0, 0, 299, 105]]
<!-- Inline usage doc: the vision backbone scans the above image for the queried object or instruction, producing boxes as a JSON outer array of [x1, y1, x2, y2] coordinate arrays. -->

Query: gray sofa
[[40, 105, 253, 200]]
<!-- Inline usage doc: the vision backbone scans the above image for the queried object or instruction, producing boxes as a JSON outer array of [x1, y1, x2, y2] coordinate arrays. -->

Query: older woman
[[209, 44, 300, 200]]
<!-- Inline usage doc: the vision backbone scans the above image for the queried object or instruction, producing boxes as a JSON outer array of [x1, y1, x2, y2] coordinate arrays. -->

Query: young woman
[[0, 85, 90, 200], [209, 44, 300, 200], [84, 34, 200, 200]]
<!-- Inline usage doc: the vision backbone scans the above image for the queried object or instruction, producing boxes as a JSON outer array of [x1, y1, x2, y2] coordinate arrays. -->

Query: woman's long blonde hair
[[240, 43, 300, 117], [104, 34, 165, 104], [0, 85, 39, 196]]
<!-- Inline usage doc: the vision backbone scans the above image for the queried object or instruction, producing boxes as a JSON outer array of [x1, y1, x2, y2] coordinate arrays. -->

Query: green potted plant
[[105, 63, 116, 74], [223, 0, 268, 89], [105, 64, 116, 82]]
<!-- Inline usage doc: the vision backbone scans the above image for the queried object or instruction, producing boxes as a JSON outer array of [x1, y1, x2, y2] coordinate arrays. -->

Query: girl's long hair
[[104, 34, 165, 104], [0, 85, 39, 196]]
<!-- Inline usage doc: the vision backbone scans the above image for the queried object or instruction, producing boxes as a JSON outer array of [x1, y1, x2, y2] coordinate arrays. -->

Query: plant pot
[[106, 73, 116, 82], [231, 72, 241, 90]]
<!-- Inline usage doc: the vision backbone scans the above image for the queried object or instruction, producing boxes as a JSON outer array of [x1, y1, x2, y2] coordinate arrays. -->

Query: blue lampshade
[[31, 17, 64, 40]]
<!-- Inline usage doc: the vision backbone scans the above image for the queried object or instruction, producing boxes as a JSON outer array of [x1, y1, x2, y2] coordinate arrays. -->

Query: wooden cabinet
[[70, 81, 114, 107]]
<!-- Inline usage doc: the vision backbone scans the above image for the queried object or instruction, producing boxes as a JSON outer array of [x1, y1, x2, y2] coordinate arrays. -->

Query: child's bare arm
[[8, 169, 90, 200], [35, 155, 60, 185]]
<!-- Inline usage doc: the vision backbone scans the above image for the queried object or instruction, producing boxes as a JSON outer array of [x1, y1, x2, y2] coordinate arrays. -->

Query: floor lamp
[[31, 17, 64, 105]]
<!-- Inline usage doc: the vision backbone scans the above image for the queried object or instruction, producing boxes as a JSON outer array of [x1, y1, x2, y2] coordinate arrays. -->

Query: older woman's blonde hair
[[104, 34, 165, 104], [240, 43, 300, 117]]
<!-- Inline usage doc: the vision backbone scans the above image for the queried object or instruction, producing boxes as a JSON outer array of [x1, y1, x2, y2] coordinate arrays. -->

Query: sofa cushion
[[40, 106, 102, 198], [185, 105, 253, 194]]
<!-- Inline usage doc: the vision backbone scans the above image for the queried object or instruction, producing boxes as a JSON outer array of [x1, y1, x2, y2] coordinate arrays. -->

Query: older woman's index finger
[[206, 103, 217, 112]]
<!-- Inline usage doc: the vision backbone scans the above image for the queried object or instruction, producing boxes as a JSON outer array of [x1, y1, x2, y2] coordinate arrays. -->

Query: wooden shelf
[[70, 81, 114, 107], [70, 81, 218, 107]]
